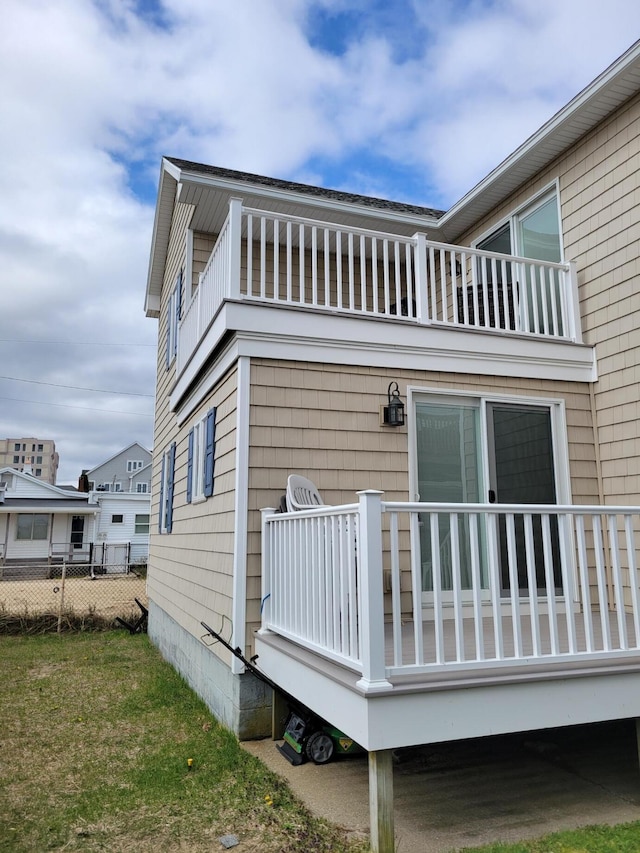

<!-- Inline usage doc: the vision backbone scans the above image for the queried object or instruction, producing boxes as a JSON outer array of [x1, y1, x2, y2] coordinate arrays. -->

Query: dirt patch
[[0, 575, 147, 618]]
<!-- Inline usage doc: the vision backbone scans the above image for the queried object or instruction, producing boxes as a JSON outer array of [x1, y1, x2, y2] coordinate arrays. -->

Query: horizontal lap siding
[[459, 91, 640, 505], [149, 197, 239, 662], [562, 93, 640, 503], [246, 359, 598, 637]]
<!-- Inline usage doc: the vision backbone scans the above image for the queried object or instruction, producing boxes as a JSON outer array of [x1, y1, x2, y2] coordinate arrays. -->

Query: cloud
[[0, 0, 638, 480]]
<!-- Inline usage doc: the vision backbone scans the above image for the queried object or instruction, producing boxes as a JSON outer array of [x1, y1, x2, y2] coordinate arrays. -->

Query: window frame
[[16, 513, 49, 541], [187, 408, 217, 503], [473, 182, 564, 261], [135, 513, 150, 534]]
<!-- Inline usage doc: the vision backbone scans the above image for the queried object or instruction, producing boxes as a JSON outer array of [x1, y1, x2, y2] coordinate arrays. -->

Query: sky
[[1, 0, 639, 484]]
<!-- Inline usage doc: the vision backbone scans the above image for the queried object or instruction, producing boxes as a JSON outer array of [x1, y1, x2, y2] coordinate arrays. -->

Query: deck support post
[[368, 749, 394, 853], [635, 719, 640, 770]]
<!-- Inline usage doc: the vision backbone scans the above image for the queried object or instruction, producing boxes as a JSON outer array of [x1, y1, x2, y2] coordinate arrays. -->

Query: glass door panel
[[416, 402, 484, 592], [487, 404, 560, 593]]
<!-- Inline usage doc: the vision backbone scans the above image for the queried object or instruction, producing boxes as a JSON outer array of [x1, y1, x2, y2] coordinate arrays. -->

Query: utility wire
[[0, 395, 152, 417], [0, 338, 156, 346], [0, 375, 154, 398]]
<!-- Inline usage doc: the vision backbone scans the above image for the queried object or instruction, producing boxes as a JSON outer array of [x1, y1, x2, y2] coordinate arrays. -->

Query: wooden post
[[228, 197, 244, 299], [57, 560, 67, 635], [369, 749, 395, 853], [412, 232, 428, 324], [271, 689, 289, 740], [635, 719, 640, 770]]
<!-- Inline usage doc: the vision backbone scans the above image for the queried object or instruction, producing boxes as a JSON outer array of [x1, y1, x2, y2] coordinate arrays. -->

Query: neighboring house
[[0, 468, 97, 567], [0, 437, 59, 484], [91, 490, 151, 567], [145, 41, 640, 850], [85, 442, 152, 493], [83, 444, 152, 566]]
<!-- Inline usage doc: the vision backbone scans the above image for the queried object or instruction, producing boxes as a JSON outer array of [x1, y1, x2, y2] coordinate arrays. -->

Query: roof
[[0, 498, 98, 513], [0, 467, 85, 498], [145, 38, 640, 313], [85, 443, 152, 476]]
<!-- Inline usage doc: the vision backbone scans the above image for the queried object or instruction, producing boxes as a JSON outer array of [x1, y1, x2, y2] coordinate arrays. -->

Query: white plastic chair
[[286, 474, 324, 512]]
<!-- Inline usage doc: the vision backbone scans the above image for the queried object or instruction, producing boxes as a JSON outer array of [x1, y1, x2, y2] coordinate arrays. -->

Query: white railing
[[261, 493, 640, 690], [177, 200, 580, 377]]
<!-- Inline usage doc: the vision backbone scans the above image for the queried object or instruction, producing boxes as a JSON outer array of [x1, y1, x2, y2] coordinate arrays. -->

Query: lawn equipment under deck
[[200, 621, 363, 765]]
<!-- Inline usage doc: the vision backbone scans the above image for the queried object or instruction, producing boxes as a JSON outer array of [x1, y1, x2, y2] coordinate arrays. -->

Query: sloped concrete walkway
[[243, 720, 640, 852]]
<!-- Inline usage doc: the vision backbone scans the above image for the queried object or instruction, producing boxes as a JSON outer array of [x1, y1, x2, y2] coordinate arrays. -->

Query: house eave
[[439, 38, 640, 242]]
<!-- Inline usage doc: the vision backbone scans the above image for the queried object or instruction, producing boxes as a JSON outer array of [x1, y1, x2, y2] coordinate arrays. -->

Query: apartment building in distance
[[0, 438, 59, 484]]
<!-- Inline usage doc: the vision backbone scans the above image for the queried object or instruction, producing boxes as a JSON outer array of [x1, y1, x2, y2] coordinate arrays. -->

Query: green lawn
[[0, 633, 368, 853], [2, 632, 640, 853]]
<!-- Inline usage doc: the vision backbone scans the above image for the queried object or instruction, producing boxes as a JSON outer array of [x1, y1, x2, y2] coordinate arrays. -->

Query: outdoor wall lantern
[[383, 381, 405, 427]]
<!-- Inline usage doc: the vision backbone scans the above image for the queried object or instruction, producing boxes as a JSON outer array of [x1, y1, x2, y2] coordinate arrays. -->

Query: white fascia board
[[170, 302, 595, 422], [177, 169, 440, 232], [228, 302, 597, 382], [145, 160, 180, 318], [439, 40, 640, 240]]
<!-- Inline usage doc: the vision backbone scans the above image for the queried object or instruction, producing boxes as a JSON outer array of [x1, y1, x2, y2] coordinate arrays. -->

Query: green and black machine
[[201, 621, 363, 765]]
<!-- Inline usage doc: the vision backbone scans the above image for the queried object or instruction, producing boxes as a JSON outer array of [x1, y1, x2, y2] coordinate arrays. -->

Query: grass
[[0, 633, 368, 853], [2, 633, 640, 853]]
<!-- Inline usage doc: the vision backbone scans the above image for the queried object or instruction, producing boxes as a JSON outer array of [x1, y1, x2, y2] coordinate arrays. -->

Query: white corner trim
[[231, 355, 251, 675]]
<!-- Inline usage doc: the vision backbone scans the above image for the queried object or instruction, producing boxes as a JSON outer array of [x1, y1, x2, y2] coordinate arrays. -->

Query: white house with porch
[[144, 40, 640, 852], [0, 468, 98, 569]]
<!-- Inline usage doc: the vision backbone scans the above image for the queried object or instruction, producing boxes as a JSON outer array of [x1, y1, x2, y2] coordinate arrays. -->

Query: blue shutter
[[166, 442, 176, 533], [165, 300, 171, 370], [158, 452, 165, 532], [186, 428, 194, 503], [173, 272, 182, 358], [204, 408, 216, 497]]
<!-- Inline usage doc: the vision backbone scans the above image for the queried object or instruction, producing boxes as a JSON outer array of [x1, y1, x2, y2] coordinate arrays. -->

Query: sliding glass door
[[415, 396, 561, 598]]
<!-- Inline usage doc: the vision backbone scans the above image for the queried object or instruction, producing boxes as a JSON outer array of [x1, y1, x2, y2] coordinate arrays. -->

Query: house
[[144, 40, 640, 852], [85, 442, 152, 493], [0, 437, 59, 484], [83, 443, 152, 566], [0, 468, 97, 570]]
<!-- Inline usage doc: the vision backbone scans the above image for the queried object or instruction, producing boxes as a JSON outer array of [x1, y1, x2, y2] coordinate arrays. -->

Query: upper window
[[136, 482, 149, 493], [187, 408, 217, 503], [477, 190, 562, 263], [165, 271, 183, 369], [111, 514, 124, 524], [127, 460, 144, 472], [16, 514, 49, 541], [159, 443, 176, 533], [473, 189, 564, 335]]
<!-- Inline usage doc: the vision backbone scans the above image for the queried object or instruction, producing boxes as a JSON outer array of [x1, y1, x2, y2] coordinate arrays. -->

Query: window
[[111, 514, 124, 524], [127, 460, 143, 472], [36, 456, 42, 464], [16, 514, 49, 540], [474, 188, 564, 334], [13, 443, 19, 451], [13, 455, 19, 464], [37, 444, 43, 452], [136, 482, 149, 493], [165, 270, 183, 369], [159, 443, 176, 533], [89, 480, 95, 491], [114, 482, 122, 492], [135, 514, 150, 534], [35, 468, 41, 477], [187, 408, 216, 503]]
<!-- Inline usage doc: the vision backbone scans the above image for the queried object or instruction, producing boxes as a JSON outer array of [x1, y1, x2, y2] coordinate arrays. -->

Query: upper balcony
[[176, 197, 585, 384]]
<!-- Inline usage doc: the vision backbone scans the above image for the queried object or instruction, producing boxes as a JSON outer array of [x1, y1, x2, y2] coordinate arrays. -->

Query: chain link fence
[[0, 561, 148, 634]]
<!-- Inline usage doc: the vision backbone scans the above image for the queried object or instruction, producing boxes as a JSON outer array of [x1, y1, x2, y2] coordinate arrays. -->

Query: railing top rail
[[383, 500, 640, 515], [263, 503, 359, 520], [423, 238, 571, 271], [241, 205, 417, 246]]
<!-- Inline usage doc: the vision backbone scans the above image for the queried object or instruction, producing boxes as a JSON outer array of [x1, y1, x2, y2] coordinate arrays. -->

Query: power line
[[0, 338, 156, 347], [0, 375, 154, 398], [0, 395, 153, 417]]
